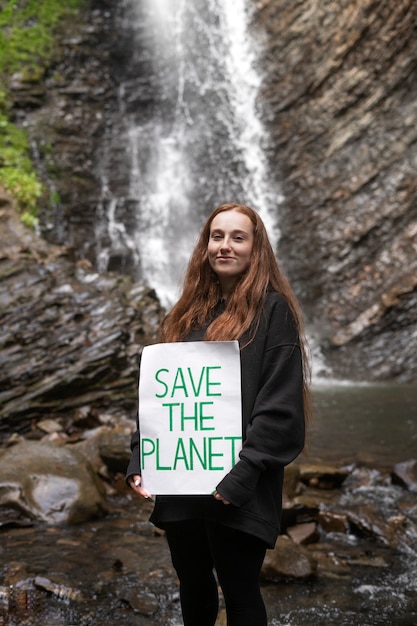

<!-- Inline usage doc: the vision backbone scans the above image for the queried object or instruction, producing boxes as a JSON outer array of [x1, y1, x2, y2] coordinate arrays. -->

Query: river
[[310, 381, 417, 467], [1, 383, 416, 626]]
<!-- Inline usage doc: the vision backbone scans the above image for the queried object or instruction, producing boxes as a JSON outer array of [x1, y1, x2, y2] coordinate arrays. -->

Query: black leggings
[[165, 519, 267, 626]]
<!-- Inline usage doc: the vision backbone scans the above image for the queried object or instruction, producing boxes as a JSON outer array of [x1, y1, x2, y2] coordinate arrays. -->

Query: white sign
[[138, 341, 242, 495]]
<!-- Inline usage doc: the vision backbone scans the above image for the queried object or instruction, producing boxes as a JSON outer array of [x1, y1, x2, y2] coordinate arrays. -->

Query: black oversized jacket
[[126, 291, 305, 547]]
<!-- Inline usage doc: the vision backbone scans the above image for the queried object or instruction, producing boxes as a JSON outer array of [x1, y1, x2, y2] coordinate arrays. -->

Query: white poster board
[[138, 341, 242, 495]]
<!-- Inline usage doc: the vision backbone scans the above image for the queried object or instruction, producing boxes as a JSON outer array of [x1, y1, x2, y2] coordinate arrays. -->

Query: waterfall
[[96, 0, 280, 308]]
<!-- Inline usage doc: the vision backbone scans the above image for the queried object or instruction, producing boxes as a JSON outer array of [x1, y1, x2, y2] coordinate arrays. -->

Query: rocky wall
[[254, 0, 417, 381], [5, 0, 417, 382]]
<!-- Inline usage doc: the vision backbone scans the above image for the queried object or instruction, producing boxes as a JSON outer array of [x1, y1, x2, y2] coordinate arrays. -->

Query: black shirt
[[126, 291, 305, 547]]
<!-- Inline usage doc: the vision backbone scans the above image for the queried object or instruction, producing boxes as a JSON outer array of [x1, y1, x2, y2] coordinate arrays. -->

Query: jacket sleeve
[[216, 297, 306, 506]]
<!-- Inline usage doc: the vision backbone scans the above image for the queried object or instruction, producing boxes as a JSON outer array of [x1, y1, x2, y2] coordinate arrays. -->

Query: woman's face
[[207, 209, 254, 294]]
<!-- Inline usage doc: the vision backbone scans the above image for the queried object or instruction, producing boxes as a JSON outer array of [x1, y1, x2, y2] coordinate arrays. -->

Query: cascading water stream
[[96, 0, 280, 308], [94, 0, 339, 382]]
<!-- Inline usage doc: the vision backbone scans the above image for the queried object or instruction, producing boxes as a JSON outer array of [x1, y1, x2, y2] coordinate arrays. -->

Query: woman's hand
[[128, 474, 153, 500], [213, 490, 230, 505]]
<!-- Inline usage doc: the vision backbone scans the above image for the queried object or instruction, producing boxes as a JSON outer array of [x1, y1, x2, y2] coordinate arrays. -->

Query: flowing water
[[95, 0, 279, 307]]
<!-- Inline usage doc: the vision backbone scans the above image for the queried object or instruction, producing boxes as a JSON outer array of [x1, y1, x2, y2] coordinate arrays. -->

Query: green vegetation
[[0, 0, 84, 225]]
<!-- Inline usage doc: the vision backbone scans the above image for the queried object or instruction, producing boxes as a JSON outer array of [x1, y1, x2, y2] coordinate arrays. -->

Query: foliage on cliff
[[0, 0, 83, 226]]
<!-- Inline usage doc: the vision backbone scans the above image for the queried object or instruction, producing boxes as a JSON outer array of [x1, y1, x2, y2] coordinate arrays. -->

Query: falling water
[[96, 0, 280, 307]]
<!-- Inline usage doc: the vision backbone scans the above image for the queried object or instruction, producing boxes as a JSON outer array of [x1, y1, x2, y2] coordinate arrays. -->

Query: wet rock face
[[254, 0, 417, 382], [0, 192, 164, 435], [6, 0, 417, 382]]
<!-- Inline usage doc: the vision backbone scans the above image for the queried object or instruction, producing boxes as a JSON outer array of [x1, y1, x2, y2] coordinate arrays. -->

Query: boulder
[[262, 535, 317, 581], [0, 441, 108, 524], [287, 521, 320, 545], [299, 463, 350, 489], [392, 459, 417, 493]]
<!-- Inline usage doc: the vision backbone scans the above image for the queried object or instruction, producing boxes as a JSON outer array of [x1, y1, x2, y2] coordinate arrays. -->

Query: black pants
[[165, 519, 268, 626]]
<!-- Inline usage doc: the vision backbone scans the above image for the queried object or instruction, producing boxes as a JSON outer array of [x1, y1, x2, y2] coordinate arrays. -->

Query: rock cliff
[[0, 189, 164, 434], [254, 0, 417, 381], [4, 0, 417, 384]]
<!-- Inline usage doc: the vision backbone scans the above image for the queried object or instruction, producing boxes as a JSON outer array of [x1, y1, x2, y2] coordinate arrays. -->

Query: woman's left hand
[[213, 490, 230, 505]]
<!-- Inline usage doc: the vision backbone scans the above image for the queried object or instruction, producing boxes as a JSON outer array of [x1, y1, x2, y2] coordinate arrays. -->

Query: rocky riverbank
[[1, 409, 416, 624]]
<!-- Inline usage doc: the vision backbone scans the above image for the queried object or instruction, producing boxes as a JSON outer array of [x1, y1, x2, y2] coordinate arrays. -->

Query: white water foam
[[220, 0, 281, 247]]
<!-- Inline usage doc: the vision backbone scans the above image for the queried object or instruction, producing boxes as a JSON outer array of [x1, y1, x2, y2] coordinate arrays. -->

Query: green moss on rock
[[0, 0, 84, 225]]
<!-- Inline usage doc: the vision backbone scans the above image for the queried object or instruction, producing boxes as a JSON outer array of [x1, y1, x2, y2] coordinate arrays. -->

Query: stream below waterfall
[[311, 382, 417, 467], [1, 384, 416, 626]]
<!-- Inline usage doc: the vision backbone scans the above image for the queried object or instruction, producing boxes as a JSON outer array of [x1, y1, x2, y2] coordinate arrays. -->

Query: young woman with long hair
[[127, 202, 311, 626]]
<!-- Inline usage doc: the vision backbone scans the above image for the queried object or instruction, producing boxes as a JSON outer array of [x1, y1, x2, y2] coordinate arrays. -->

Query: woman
[[126, 202, 311, 626]]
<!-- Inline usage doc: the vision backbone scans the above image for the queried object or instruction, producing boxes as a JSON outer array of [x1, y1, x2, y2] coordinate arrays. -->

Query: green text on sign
[[141, 436, 241, 471]]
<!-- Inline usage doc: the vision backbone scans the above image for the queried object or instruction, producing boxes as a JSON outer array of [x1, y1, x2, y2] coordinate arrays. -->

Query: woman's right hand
[[128, 474, 153, 500]]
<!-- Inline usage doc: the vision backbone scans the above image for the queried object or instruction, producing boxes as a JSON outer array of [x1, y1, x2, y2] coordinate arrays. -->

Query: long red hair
[[159, 203, 312, 421]]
